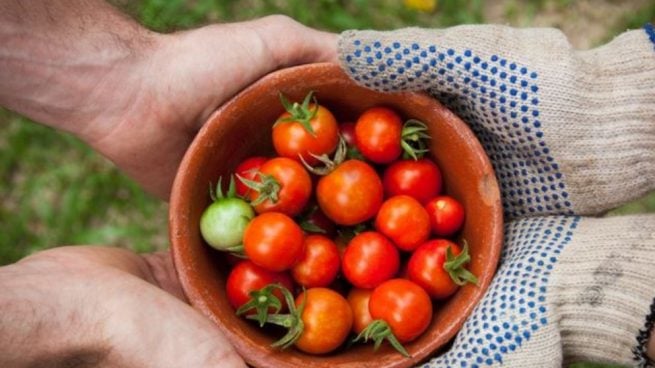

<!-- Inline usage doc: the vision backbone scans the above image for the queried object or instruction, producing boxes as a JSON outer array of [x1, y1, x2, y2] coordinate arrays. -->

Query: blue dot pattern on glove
[[424, 216, 580, 368], [645, 23, 655, 51], [344, 39, 574, 219]]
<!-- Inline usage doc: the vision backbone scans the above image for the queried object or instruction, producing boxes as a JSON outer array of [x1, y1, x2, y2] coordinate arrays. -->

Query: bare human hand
[[0, 1, 337, 199], [0, 246, 246, 367]]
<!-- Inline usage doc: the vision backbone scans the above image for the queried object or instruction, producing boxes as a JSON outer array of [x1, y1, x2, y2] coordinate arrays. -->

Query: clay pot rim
[[169, 62, 503, 368]]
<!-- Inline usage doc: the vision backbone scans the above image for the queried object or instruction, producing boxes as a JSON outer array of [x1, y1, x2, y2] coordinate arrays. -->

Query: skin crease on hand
[[0, 247, 247, 368], [0, 0, 337, 199], [88, 16, 338, 199]]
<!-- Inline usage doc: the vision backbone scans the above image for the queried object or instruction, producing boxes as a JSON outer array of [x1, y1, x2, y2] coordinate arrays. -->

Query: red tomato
[[407, 239, 475, 299], [234, 156, 268, 198], [339, 122, 364, 159], [316, 160, 383, 226], [342, 231, 399, 289], [369, 278, 432, 343], [273, 100, 339, 165], [294, 288, 353, 354], [382, 159, 442, 204], [225, 260, 294, 313], [291, 235, 340, 288], [246, 157, 312, 217], [339, 122, 357, 147], [425, 196, 465, 236], [354, 107, 403, 164], [347, 288, 374, 335], [243, 212, 304, 272], [374, 195, 430, 252]]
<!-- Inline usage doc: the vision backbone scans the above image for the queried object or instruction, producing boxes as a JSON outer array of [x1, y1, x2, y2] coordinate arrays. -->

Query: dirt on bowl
[[169, 62, 503, 368]]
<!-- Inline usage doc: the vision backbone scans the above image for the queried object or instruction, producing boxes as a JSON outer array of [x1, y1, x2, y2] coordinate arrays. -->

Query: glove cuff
[[531, 215, 655, 366], [635, 298, 655, 367]]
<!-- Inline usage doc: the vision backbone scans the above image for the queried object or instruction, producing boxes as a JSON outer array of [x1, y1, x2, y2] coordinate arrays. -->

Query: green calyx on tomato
[[298, 136, 347, 176], [443, 241, 479, 286], [237, 172, 281, 206], [299, 220, 326, 234], [246, 285, 307, 350], [400, 119, 431, 160], [276, 91, 319, 136], [353, 319, 409, 357], [200, 176, 254, 255], [236, 283, 284, 327]]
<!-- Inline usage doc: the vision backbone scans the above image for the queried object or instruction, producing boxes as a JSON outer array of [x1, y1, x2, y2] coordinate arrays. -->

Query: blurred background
[[1, 0, 654, 269]]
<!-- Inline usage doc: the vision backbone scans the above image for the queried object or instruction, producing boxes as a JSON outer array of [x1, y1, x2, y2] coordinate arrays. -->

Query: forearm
[[0, 0, 157, 142]]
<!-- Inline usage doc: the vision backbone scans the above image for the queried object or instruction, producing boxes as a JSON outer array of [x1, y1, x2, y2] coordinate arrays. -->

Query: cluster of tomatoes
[[199, 92, 476, 357]]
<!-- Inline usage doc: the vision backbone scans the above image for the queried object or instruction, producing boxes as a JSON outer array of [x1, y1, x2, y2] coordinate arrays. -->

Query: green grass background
[[0, 1, 654, 365]]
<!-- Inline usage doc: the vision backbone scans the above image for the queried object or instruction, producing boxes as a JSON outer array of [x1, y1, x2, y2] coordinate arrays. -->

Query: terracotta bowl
[[169, 63, 503, 368]]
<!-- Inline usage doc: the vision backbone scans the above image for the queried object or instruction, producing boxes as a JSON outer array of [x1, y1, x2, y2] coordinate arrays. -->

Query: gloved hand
[[338, 24, 655, 367]]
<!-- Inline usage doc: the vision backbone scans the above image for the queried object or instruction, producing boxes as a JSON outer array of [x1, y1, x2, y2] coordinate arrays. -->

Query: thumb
[[251, 15, 338, 67]]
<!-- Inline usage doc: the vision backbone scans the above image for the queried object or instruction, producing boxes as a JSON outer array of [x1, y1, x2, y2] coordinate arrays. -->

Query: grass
[[0, 2, 652, 365], [0, 111, 168, 264]]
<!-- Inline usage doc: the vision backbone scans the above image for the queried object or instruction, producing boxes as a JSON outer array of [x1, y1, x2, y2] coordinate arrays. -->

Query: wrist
[[0, 0, 162, 143]]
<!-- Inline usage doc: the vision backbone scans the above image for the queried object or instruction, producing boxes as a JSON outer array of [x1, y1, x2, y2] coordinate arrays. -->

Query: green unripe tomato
[[200, 178, 255, 254]]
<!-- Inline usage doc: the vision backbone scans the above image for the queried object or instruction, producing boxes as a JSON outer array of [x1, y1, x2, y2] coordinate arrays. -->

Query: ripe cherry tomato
[[347, 288, 373, 334], [382, 158, 442, 204], [294, 288, 353, 354], [342, 231, 399, 289], [339, 122, 357, 147], [369, 278, 432, 343], [273, 94, 339, 165], [425, 195, 465, 236], [234, 156, 268, 198], [374, 195, 430, 252], [339, 122, 363, 159], [355, 107, 403, 164], [243, 212, 304, 272], [245, 157, 312, 217], [291, 235, 340, 288], [407, 239, 476, 299], [316, 159, 383, 226], [226, 260, 294, 313]]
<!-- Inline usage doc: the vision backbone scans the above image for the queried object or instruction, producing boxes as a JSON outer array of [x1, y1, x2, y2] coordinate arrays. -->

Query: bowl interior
[[170, 63, 502, 368]]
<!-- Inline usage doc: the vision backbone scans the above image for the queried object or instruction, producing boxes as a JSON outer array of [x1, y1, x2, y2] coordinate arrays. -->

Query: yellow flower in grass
[[404, 0, 437, 12]]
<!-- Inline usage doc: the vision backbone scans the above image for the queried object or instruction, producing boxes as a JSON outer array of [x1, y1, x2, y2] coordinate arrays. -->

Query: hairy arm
[[0, 0, 156, 141], [0, 0, 336, 198]]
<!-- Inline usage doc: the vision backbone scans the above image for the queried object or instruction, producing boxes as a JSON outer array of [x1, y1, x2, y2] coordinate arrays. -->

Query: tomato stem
[[401, 119, 431, 160], [244, 285, 308, 350], [443, 241, 479, 286], [237, 284, 284, 327], [298, 136, 347, 176], [276, 91, 319, 137], [353, 319, 410, 357], [237, 172, 282, 206], [208, 176, 240, 202]]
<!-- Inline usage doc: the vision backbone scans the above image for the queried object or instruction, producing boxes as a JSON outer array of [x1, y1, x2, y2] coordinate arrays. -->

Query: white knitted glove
[[339, 24, 655, 367], [340, 24, 655, 219]]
